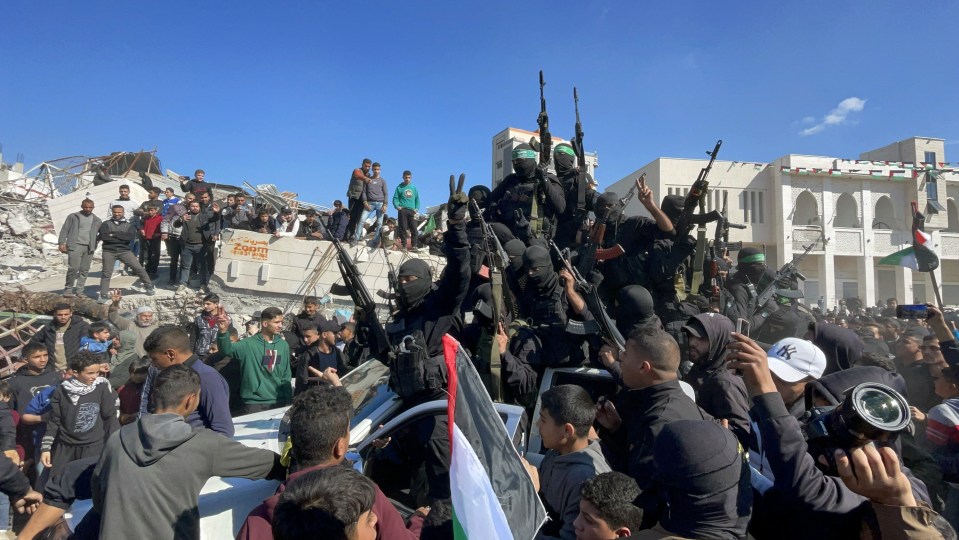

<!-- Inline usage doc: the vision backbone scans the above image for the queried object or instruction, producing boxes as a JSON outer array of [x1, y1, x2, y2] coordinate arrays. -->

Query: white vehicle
[[67, 361, 627, 538]]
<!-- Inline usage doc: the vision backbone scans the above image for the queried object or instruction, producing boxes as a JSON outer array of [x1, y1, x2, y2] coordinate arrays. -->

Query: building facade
[[607, 137, 959, 309], [491, 127, 599, 188]]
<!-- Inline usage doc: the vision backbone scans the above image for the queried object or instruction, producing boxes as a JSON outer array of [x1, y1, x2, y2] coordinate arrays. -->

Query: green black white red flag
[[878, 202, 939, 272], [443, 334, 546, 540]]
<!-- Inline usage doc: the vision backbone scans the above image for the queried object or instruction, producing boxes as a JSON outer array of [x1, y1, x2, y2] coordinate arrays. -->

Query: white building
[[608, 136, 959, 309], [491, 127, 599, 188]]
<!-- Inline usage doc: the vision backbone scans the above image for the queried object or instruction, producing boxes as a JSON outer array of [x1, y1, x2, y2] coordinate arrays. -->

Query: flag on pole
[[443, 334, 546, 540], [422, 213, 437, 235], [878, 202, 939, 272]]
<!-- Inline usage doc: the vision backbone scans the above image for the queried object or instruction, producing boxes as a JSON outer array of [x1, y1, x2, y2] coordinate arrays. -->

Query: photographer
[[726, 332, 947, 539]]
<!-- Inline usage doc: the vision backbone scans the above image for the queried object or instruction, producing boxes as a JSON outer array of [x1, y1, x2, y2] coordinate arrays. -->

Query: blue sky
[[2, 1, 957, 209]]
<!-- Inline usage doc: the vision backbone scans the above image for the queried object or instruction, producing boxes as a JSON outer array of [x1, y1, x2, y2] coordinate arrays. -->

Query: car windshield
[[342, 360, 393, 428], [277, 360, 394, 450]]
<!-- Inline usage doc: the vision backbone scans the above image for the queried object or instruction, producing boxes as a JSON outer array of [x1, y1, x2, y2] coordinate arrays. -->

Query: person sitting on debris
[[251, 208, 278, 235], [106, 291, 158, 358], [296, 209, 325, 240], [97, 205, 156, 302], [274, 206, 300, 238], [180, 168, 211, 198], [161, 187, 180, 216], [29, 303, 89, 372], [58, 198, 101, 298], [326, 200, 348, 241]]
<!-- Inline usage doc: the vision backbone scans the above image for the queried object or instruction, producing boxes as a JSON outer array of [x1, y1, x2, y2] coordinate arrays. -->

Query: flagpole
[[930, 271, 945, 311]]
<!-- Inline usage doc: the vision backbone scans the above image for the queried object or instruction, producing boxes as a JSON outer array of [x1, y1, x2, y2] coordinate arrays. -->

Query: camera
[[802, 383, 911, 475]]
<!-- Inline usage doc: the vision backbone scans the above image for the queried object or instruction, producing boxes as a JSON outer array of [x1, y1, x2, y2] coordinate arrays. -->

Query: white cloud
[[799, 97, 866, 136]]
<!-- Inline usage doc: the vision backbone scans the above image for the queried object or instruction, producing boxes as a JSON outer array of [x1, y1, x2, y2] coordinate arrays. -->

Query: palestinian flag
[[443, 334, 546, 540], [878, 203, 939, 272], [422, 213, 437, 235]]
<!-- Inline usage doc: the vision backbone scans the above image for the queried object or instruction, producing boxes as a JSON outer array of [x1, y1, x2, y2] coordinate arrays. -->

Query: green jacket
[[217, 332, 292, 406]]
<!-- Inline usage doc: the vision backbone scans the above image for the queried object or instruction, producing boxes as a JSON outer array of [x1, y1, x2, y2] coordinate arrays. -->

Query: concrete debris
[[0, 200, 66, 285]]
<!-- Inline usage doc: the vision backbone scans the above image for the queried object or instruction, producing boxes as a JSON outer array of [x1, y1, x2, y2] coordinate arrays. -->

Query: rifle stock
[[330, 238, 392, 361]]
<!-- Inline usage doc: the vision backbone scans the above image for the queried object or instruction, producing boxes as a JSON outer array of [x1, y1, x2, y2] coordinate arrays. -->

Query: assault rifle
[[536, 70, 552, 166], [328, 238, 392, 363], [705, 191, 746, 306], [550, 240, 625, 352], [747, 229, 824, 320], [676, 140, 723, 236], [572, 87, 588, 213], [576, 173, 646, 276]]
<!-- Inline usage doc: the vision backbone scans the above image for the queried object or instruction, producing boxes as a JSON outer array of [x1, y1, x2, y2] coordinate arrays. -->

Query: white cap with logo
[[766, 337, 827, 383]]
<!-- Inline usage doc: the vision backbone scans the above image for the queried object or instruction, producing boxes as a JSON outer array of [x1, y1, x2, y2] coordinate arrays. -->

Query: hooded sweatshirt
[[236, 461, 423, 540], [92, 413, 280, 540], [537, 440, 612, 540], [216, 332, 293, 406], [683, 313, 751, 448], [812, 322, 863, 374]]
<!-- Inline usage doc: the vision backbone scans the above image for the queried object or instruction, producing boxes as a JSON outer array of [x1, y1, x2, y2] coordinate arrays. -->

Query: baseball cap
[[318, 320, 340, 334], [766, 337, 827, 383]]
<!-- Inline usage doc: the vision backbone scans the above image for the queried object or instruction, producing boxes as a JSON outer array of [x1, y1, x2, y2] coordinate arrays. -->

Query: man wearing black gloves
[[383, 174, 472, 502], [723, 247, 779, 330], [551, 142, 597, 250], [489, 143, 566, 244]]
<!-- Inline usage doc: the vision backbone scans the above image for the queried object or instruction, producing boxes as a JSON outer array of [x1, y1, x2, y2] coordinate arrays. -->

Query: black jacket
[[7, 365, 61, 414], [97, 218, 137, 253], [0, 454, 30, 499], [812, 323, 863, 374], [29, 315, 89, 370], [294, 345, 347, 395], [683, 313, 751, 448], [291, 312, 328, 346]]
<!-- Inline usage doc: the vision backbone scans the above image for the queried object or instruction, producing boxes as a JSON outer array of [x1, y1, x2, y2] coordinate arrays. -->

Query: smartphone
[[736, 318, 751, 337], [896, 305, 929, 320]]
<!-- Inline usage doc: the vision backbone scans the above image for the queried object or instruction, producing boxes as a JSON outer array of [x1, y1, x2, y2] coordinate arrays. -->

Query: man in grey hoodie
[[528, 385, 611, 540], [91, 364, 283, 540]]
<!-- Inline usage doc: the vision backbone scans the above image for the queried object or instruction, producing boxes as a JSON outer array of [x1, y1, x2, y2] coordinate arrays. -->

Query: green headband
[[739, 254, 765, 264], [512, 149, 536, 160], [554, 145, 576, 158]]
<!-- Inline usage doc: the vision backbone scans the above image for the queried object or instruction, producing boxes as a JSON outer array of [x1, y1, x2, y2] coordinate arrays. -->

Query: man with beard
[[516, 245, 591, 372], [97, 205, 156, 301], [175, 200, 219, 294], [489, 143, 566, 244], [551, 142, 597, 250], [106, 293, 158, 358], [681, 312, 751, 447], [382, 175, 471, 502], [345, 159, 372, 243], [29, 303, 89, 372], [58, 199, 101, 297]]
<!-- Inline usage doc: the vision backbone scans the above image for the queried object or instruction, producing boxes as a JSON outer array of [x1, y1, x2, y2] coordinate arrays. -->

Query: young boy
[[7, 343, 61, 416], [295, 322, 347, 395], [39, 351, 117, 482], [572, 472, 643, 540], [139, 202, 164, 279], [79, 321, 115, 372], [117, 356, 151, 425], [92, 364, 283, 540], [272, 466, 378, 540], [532, 385, 611, 540]]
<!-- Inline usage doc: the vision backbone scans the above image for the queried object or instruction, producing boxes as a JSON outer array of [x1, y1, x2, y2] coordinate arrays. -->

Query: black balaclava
[[504, 238, 527, 274], [553, 143, 577, 176], [614, 285, 661, 335], [594, 191, 621, 224], [397, 259, 432, 311], [511, 143, 537, 178], [468, 185, 492, 220], [736, 247, 766, 283], [522, 245, 557, 293], [661, 195, 685, 225]]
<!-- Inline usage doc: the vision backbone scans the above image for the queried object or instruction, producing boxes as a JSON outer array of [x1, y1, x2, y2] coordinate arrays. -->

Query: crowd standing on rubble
[[0, 151, 958, 540]]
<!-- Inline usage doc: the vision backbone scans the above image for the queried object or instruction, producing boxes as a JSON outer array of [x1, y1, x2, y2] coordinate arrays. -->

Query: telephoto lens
[[803, 383, 911, 475]]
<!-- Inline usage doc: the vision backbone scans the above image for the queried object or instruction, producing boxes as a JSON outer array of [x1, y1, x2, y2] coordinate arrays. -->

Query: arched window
[[834, 193, 859, 227], [793, 191, 819, 226], [873, 196, 896, 230], [948, 199, 959, 233]]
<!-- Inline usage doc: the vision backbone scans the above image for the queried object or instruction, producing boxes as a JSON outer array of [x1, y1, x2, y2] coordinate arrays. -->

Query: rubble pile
[[0, 201, 65, 285]]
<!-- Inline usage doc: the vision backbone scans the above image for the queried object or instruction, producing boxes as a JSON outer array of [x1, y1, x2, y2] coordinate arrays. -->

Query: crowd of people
[[2, 150, 955, 539]]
